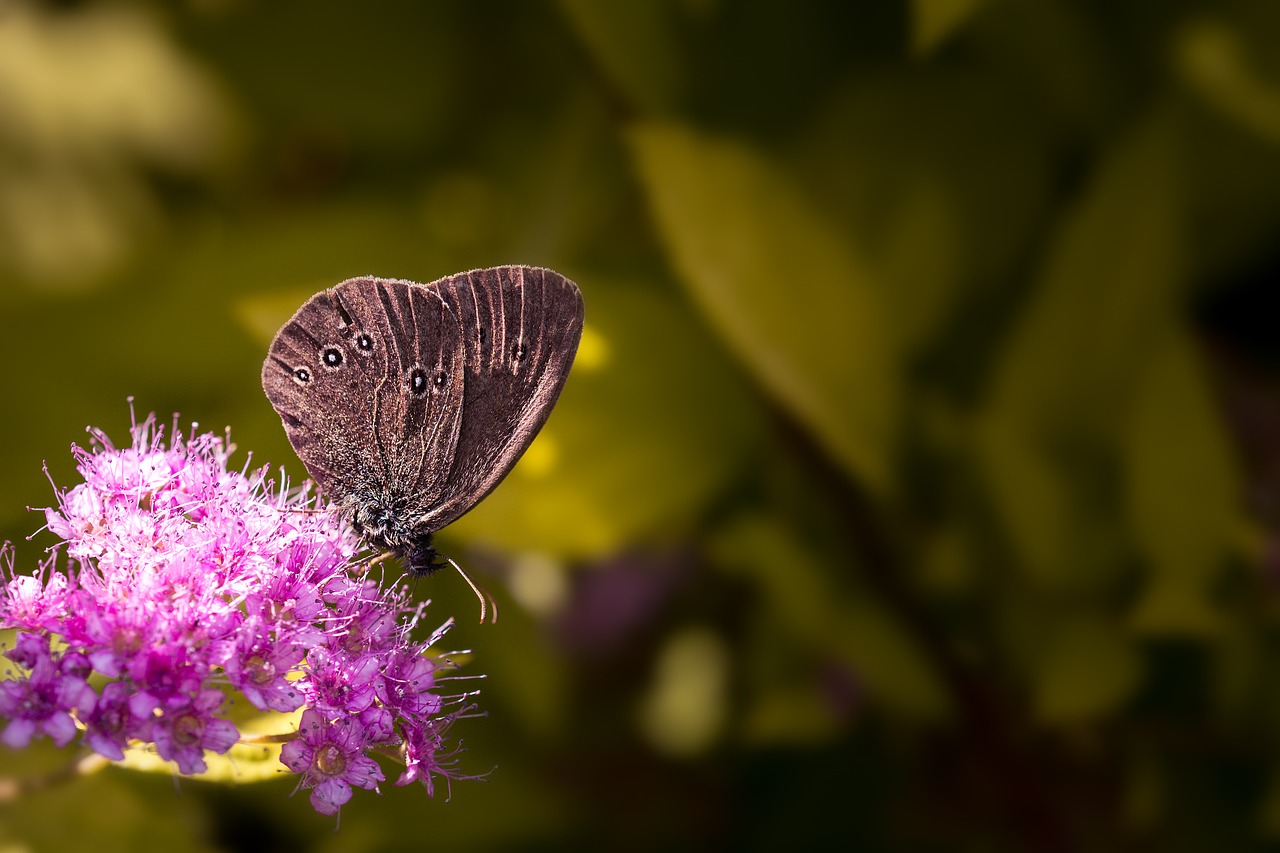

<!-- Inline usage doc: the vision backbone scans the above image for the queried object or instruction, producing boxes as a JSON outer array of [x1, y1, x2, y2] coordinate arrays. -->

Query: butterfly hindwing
[[350, 277, 466, 509], [420, 266, 584, 530]]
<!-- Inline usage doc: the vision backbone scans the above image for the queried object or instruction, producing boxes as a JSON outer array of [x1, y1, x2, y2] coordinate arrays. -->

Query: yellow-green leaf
[[1177, 18, 1280, 145], [911, 0, 992, 55], [1258, 764, 1280, 839], [713, 513, 950, 721], [0, 767, 221, 853], [984, 112, 1183, 441], [1124, 328, 1241, 637], [629, 123, 898, 495], [977, 110, 1184, 585], [1032, 617, 1142, 725], [555, 0, 683, 113]]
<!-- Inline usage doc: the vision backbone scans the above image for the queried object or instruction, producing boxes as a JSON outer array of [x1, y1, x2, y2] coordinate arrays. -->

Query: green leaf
[[977, 111, 1184, 585], [872, 174, 963, 353], [1124, 328, 1241, 637], [798, 72, 1054, 358], [555, 0, 684, 113], [0, 4, 234, 292], [740, 676, 848, 747], [911, 0, 992, 55], [1032, 616, 1142, 725], [0, 768, 220, 853], [1257, 764, 1280, 839], [629, 123, 898, 495], [1177, 17, 1280, 145], [712, 513, 951, 721], [984, 112, 1183, 441], [1121, 748, 1165, 831]]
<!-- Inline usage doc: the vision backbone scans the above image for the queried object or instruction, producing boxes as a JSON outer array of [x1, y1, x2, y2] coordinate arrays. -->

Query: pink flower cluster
[[0, 415, 480, 815]]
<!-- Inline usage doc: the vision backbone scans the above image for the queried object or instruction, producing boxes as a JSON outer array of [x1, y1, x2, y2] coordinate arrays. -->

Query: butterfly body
[[263, 266, 584, 576]]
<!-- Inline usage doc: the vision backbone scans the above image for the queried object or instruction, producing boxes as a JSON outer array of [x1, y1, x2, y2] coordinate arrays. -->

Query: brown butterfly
[[263, 266, 584, 619]]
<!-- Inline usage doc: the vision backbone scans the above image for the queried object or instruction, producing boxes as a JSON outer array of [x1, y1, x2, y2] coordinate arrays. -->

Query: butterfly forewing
[[262, 277, 466, 509], [263, 288, 380, 496]]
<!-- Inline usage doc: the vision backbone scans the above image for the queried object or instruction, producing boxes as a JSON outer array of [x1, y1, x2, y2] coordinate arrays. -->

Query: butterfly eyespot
[[433, 370, 448, 389], [408, 367, 428, 396], [356, 333, 373, 352], [477, 326, 488, 346], [512, 341, 527, 362], [322, 348, 344, 368], [292, 367, 312, 384]]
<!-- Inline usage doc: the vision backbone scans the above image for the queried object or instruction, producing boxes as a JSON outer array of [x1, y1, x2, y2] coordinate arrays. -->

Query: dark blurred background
[[3, 0, 1280, 849]]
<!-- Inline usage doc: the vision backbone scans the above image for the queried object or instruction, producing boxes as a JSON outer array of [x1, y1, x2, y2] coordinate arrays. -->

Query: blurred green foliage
[[2, 0, 1280, 849]]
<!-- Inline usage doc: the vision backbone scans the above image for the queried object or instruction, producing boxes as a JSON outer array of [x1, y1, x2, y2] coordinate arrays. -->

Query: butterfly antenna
[[442, 554, 499, 625]]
